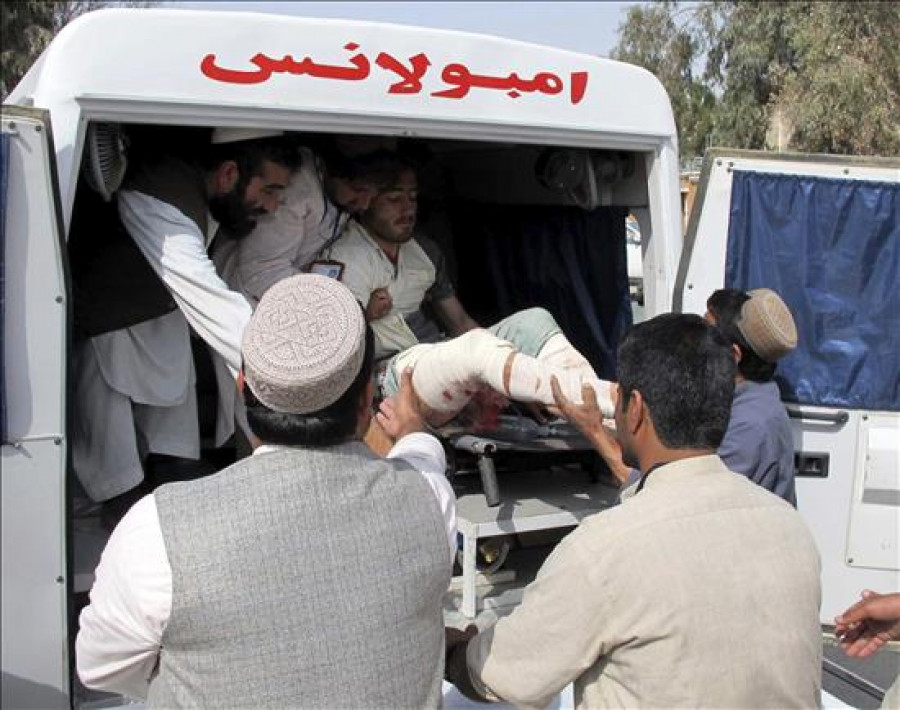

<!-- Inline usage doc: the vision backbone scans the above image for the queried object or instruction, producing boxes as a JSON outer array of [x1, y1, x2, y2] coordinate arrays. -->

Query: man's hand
[[835, 590, 900, 658], [375, 368, 425, 441], [365, 287, 393, 321], [551, 377, 631, 485], [444, 624, 488, 701], [445, 624, 479, 653]]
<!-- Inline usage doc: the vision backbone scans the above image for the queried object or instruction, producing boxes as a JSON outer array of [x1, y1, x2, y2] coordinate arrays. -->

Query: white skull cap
[[242, 274, 366, 414]]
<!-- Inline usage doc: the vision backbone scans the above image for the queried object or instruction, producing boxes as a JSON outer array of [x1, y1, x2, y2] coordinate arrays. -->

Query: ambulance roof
[[9, 8, 676, 145]]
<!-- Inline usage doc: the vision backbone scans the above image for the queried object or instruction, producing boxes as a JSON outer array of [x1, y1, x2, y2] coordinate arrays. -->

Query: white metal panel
[[644, 139, 684, 316], [793, 410, 899, 622], [1, 111, 69, 707], [846, 415, 900, 571], [679, 159, 735, 316]]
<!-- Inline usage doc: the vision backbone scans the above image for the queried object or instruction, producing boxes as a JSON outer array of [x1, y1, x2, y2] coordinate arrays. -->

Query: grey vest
[[150, 442, 451, 709]]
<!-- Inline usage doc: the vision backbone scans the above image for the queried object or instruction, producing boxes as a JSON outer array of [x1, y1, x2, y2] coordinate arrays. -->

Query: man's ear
[[359, 378, 375, 415], [732, 343, 742, 365], [236, 368, 246, 395], [625, 389, 645, 435], [214, 160, 240, 194]]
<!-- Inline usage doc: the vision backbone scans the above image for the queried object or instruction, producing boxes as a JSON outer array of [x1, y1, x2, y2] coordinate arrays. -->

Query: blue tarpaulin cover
[[725, 170, 900, 411]]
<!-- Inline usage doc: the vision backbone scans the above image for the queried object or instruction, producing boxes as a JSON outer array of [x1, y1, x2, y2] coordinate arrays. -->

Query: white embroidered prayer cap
[[737, 288, 798, 363], [211, 127, 284, 144], [242, 274, 366, 414]]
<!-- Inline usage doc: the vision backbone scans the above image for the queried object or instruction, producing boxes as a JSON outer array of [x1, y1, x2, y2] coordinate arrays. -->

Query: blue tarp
[[726, 170, 900, 411], [453, 205, 632, 381]]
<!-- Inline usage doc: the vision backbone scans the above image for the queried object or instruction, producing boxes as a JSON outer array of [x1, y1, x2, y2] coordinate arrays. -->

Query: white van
[[1, 7, 896, 707]]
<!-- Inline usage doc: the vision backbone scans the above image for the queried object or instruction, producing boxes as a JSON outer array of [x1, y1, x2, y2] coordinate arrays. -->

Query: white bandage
[[506, 354, 615, 417], [537, 332, 593, 371], [397, 328, 615, 418], [397, 330, 513, 414]]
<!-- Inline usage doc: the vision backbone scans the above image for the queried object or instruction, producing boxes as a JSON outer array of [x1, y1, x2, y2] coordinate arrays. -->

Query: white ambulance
[[1, 7, 897, 707]]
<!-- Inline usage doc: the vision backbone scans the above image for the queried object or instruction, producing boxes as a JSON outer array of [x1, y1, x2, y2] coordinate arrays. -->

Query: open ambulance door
[[1, 107, 71, 708], [674, 149, 900, 626]]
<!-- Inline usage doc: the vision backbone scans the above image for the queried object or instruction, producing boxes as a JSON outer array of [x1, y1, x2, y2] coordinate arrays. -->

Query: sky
[[167, 2, 643, 57]]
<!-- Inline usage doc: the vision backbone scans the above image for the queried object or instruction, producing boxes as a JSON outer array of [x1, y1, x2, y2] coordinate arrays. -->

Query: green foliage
[[1, 1, 155, 100], [612, 2, 716, 160], [612, 1, 900, 158]]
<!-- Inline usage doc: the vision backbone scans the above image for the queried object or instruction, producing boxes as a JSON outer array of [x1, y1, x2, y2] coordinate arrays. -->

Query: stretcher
[[441, 414, 620, 617], [439, 414, 608, 506]]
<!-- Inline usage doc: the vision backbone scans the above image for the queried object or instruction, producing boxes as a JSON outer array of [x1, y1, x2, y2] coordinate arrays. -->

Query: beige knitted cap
[[242, 274, 365, 414], [736, 288, 798, 363]]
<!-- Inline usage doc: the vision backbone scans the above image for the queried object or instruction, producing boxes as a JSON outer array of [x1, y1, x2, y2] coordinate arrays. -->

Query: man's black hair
[[707, 288, 776, 382], [320, 146, 418, 192], [244, 325, 376, 446], [617, 313, 735, 450]]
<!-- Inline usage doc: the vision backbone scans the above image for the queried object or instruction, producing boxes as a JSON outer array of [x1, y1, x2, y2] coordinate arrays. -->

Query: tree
[[612, 2, 716, 161], [774, 2, 900, 155], [2, 1, 154, 100], [611, 1, 900, 158]]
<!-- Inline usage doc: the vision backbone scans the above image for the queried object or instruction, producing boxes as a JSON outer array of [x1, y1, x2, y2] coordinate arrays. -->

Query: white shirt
[[109, 190, 254, 448], [76, 432, 457, 700], [329, 222, 438, 359], [117, 190, 252, 380], [213, 148, 346, 307]]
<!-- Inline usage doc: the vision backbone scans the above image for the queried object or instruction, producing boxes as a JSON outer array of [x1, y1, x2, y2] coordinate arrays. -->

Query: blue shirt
[[718, 380, 796, 506]]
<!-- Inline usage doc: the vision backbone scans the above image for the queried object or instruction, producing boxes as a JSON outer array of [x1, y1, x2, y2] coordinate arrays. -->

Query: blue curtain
[[452, 204, 632, 381], [726, 170, 900, 411]]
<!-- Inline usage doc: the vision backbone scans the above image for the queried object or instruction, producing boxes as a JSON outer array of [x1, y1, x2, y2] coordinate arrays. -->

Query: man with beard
[[328, 154, 480, 363], [328, 154, 616, 434], [214, 137, 401, 308], [71, 127, 300, 524]]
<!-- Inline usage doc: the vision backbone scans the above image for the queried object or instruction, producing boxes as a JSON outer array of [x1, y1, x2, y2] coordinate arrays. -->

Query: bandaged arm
[[395, 329, 614, 417]]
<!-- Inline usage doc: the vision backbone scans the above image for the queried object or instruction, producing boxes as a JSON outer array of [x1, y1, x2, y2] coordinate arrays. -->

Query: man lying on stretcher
[[366, 306, 616, 456]]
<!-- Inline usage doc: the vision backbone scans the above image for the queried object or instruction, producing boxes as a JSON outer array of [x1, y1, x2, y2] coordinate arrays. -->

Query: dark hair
[[707, 288, 776, 382], [320, 147, 417, 192], [244, 326, 376, 446], [617, 313, 735, 450], [200, 136, 303, 183]]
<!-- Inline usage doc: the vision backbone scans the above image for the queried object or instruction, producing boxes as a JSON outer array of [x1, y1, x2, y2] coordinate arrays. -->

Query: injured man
[[377, 307, 615, 429]]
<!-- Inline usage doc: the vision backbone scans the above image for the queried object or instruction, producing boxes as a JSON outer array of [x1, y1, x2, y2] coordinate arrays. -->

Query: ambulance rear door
[[1, 106, 71, 708], [674, 148, 900, 625]]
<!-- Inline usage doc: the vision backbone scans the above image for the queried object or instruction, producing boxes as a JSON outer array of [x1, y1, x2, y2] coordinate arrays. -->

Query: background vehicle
[[678, 149, 899, 704]]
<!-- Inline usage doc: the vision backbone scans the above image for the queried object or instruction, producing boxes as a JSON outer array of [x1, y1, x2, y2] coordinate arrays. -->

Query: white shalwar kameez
[[72, 191, 252, 502]]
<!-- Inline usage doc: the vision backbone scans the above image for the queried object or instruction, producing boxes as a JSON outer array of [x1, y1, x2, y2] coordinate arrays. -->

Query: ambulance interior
[[68, 122, 651, 696]]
